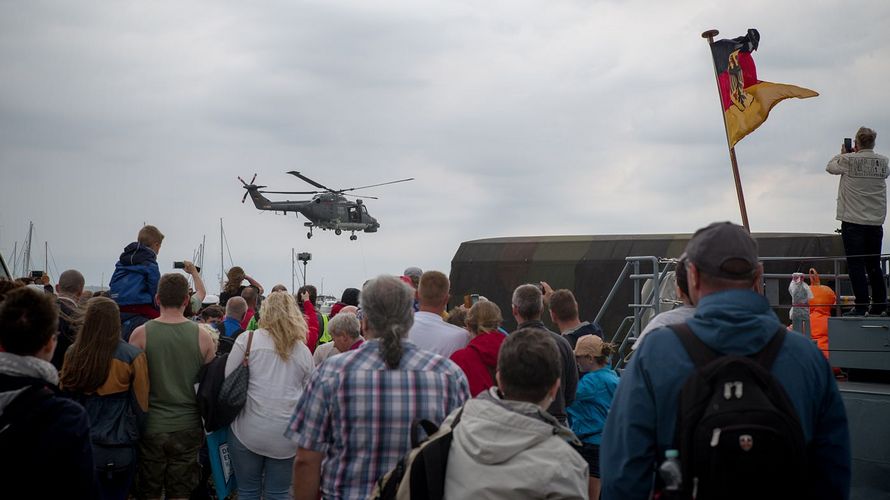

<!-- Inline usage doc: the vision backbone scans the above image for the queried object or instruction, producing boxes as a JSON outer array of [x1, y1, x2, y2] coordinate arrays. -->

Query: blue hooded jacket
[[600, 289, 851, 500], [109, 242, 160, 307]]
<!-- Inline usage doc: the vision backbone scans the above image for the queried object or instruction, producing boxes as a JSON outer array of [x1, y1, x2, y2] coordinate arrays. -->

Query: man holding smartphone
[[827, 126, 890, 316]]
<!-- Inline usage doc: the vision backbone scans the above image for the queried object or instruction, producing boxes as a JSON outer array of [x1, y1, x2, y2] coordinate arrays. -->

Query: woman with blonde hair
[[449, 300, 507, 396], [224, 291, 315, 499], [60, 297, 149, 500]]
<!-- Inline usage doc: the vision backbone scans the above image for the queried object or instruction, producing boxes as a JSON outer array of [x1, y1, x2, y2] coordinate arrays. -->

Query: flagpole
[[702, 29, 751, 232]]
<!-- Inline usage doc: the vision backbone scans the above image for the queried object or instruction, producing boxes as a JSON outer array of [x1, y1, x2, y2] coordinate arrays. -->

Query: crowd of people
[[0, 213, 858, 499], [0, 116, 884, 500]]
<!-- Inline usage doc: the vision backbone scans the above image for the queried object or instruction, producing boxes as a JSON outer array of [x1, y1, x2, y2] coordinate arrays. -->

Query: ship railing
[[600, 253, 890, 371]]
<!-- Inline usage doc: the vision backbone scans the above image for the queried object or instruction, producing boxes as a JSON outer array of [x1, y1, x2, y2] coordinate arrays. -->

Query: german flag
[[710, 29, 818, 147]]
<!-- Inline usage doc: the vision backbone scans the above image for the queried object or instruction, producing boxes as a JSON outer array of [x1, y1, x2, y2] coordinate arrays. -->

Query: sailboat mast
[[220, 218, 225, 292], [11, 241, 17, 277], [23, 222, 33, 276]]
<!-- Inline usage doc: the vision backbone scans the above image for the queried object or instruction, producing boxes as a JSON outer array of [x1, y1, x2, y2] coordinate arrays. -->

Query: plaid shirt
[[286, 339, 470, 500]]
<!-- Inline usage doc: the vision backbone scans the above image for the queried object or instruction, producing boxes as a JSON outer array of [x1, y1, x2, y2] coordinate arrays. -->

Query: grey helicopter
[[239, 171, 414, 240]]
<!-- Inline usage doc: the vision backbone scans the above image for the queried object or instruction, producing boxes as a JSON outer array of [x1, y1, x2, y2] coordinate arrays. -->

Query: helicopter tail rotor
[[238, 174, 267, 203]]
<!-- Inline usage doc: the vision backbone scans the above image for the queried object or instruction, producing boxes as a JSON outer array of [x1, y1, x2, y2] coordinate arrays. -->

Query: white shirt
[[408, 311, 469, 357], [224, 328, 315, 458]]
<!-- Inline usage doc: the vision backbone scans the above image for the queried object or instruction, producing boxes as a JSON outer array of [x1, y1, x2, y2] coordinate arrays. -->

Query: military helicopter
[[239, 171, 414, 240]]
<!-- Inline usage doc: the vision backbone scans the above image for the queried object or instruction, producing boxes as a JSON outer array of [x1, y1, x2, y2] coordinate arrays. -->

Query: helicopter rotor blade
[[250, 173, 257, 185], [338, 177, 415, 193], [342, 193, 379, 200], [286, 171, 335, 192], [259, 190, 321, 195], [241, 191, 249, 204]]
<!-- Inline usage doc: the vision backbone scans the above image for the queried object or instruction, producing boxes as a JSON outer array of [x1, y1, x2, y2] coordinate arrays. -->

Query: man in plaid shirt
[[289, 275, 470, 500]]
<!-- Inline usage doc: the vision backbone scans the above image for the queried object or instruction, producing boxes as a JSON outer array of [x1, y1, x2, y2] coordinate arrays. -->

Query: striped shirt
[[287, 339, 469, 500]]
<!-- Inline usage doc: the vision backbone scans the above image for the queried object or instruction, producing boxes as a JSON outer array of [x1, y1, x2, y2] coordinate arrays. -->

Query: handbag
[[216, 330, 254, 427]]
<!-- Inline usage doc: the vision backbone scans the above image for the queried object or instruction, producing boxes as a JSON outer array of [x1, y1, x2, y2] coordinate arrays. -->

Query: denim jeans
[[841, 221, 887, 313], [229, 432, 295, 500]]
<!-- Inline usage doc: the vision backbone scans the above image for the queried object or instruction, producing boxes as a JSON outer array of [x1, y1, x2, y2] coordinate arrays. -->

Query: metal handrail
[[596, 252, 890, 371], [594, 256, 678, 370]]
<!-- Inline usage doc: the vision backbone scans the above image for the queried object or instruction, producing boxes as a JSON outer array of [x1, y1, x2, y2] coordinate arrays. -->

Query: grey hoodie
[[443, 388, 588, 499]]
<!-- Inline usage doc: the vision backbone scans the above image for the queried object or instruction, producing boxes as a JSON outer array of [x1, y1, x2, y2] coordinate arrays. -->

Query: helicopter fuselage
[[246, 188, 379, 237]]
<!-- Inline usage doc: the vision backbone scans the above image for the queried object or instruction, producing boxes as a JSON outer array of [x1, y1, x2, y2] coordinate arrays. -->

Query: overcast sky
[[2, 1, 889, 296]]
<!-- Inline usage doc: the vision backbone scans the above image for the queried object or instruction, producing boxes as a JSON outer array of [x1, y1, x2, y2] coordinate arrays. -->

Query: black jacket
[[0, 373, 97, 499], [515, 320, 579, 424]]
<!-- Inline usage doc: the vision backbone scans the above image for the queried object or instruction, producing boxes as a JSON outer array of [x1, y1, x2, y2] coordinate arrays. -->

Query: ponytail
[[595, 341, 615, 365], [380, 324, 405, 369]]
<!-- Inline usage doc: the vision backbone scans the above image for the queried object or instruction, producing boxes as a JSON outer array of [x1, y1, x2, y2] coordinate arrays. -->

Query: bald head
[[226, 296, 248, 321], [56, 269, 85, 297]]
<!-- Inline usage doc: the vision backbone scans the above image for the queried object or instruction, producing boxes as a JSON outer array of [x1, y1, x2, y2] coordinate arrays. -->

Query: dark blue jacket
[[564, 321, 604, 349], [109, 242, 160, 306], [600, 289, 851, 500]]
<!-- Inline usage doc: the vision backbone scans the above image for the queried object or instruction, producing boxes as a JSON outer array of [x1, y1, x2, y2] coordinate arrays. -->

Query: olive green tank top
[[144, 320, 204, 434]]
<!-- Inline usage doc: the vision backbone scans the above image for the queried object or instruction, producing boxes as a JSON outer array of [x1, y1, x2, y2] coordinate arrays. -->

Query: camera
[[173, 262, 201, 272], [844, 138, 854, 154], [297, 252, 312, 262]]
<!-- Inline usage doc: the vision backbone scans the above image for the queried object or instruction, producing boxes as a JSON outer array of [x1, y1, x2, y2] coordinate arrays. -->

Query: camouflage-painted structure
[[449, 233, 845, 336]]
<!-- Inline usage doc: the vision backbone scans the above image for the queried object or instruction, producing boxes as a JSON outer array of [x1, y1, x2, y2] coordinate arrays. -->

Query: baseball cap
[[684, 222, 759, 280], [403, 266, 423, 279], [202, 294, 220, 305], [574, 334, 605, 358]]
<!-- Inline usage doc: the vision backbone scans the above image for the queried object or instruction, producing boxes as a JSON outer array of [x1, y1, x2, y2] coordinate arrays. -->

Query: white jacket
[[443, 388, 589, 499], [826, 148, 890, 225]]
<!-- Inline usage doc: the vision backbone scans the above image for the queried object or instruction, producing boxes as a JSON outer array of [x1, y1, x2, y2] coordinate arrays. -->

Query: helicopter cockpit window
[[348, 206, 361, 222], [361, 205, 369, 214]]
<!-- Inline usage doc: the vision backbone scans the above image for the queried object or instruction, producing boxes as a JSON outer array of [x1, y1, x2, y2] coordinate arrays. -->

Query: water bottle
[[658, 449, 682, 493]]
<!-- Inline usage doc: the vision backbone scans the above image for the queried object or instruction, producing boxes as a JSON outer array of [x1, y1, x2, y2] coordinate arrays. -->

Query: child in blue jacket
[[109, 225, 163, 320]]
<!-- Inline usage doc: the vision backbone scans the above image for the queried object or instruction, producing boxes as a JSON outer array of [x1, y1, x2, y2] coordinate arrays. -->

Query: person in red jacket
[[299, 290, 320, 353], [450, 301, 506, 396]]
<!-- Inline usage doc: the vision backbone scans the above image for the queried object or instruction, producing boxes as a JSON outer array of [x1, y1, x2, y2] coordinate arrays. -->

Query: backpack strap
[[414, 406, 465, 500], [669, 322, 718, 368], [751, 328, 787, 371], [241, 330, 255, 367]]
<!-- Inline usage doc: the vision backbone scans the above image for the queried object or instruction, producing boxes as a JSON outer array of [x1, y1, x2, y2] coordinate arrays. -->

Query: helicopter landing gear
[[350, 233, 357, 241], [306, 231, 312, 239], [335, 229, 342, 236]]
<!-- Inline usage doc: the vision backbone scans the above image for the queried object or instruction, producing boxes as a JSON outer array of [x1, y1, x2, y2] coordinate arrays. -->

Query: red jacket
[[302, 300, 320, 353], [449, 331, 506, 396]]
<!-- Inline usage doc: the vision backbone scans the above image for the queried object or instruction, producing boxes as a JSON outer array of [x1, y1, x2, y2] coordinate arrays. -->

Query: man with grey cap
[[600, 222, 850, 500]]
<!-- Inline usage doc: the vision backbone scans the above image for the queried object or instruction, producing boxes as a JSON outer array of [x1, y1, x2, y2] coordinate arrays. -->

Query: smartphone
[[173, 262, 201, 272], [844, 138, 853, 153], [30, 270, 45, 278]]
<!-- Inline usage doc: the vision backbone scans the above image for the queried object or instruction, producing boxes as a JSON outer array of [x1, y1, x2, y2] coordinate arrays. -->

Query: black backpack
[[369, 407, 464, 500], [669, 323, 806, 500], [216, 327, 245, 355]]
